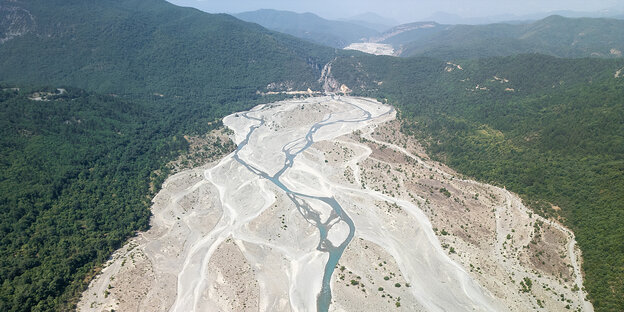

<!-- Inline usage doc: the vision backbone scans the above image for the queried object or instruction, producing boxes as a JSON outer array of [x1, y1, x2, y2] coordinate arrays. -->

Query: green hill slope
[[0, 0, 334, 102], [333, 53, 624, 311], [0, 87, 191, 311]]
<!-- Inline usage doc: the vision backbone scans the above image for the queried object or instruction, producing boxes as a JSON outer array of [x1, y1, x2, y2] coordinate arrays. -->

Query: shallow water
[[231, 97, 383, 311]]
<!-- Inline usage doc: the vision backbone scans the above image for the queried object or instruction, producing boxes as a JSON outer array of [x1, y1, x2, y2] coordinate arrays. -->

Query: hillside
[[0, 87, 185, 311], [380, 15, 624, 59], [235, 9, 378, 48], [341, 12, 398, 32], [0, 0, 335, 103], [332, 53, 624, 311]]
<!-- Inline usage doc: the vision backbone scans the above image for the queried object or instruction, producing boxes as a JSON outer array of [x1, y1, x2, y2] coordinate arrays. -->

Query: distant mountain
[[381, 15, 624, 59], [235, 9, 379, 48], [423, 9, 624, 25], [348, 12, 399, 27], [342, 12, 399, 32], [423, 12, 472, 25], [372, 22, 445, 46]]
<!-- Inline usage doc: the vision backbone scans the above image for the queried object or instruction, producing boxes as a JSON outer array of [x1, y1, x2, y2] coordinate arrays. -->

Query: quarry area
[[78, 96, 592, 312], [343, 43, 396, 56]]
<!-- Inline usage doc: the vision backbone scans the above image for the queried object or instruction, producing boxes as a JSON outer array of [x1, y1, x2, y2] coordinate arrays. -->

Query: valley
[[79, 96, 590, 312], [2, 1, 622, 311]]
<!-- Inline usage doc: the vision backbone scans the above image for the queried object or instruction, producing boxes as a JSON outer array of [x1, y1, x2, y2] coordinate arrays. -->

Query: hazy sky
[[167, 0, 623, 23]]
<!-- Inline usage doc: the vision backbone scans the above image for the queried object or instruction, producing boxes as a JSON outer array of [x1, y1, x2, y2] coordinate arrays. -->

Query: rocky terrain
[[344, 43, 395, 56]]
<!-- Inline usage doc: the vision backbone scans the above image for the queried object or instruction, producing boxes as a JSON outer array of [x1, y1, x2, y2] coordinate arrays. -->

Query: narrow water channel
[[230, 97, 386, 311]]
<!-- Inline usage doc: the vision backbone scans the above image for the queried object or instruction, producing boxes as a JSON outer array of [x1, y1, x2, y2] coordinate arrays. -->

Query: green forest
[[0, 83, 298, 311], [332, 53, 624, 311], [0, 87, 176, 310]]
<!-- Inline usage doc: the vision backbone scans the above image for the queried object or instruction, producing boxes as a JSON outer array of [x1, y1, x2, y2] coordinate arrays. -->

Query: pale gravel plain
[[343, 43, 396, 56], [78, 96, 591, 312]]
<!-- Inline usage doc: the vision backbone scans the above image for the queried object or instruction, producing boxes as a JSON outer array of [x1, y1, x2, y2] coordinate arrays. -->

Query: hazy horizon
[[167, 0, 624, 24]]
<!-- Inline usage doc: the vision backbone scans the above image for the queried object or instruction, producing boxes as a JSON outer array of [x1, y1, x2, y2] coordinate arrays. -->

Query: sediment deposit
[[79, 96, 590, 312]]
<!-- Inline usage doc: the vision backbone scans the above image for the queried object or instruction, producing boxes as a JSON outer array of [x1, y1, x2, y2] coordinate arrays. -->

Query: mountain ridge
[[383, 15, 624, 59], [235, 9, 379, 48]]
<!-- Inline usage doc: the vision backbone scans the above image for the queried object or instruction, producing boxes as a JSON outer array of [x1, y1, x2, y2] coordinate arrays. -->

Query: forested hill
[[0, 0, 335, 103], [332, 54, 624, 311], [0, 87, 190, 311], [383, 15, 624, 59]]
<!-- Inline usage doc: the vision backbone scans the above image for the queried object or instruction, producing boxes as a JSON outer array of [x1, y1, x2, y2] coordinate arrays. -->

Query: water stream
[[231, 97, 385, 311]]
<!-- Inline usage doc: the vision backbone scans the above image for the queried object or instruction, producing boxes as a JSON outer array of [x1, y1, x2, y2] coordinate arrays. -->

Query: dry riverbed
[[79, 96, 591, 312]]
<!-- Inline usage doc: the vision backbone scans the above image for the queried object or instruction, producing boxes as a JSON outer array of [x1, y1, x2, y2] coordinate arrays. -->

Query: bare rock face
[[319, 62, 348, 94], [79, 96, 591, 312], [0, 5, 36, 44]]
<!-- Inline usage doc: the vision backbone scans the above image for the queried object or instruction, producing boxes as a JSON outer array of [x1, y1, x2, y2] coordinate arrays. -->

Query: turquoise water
[[231, 98, 383, 311]]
